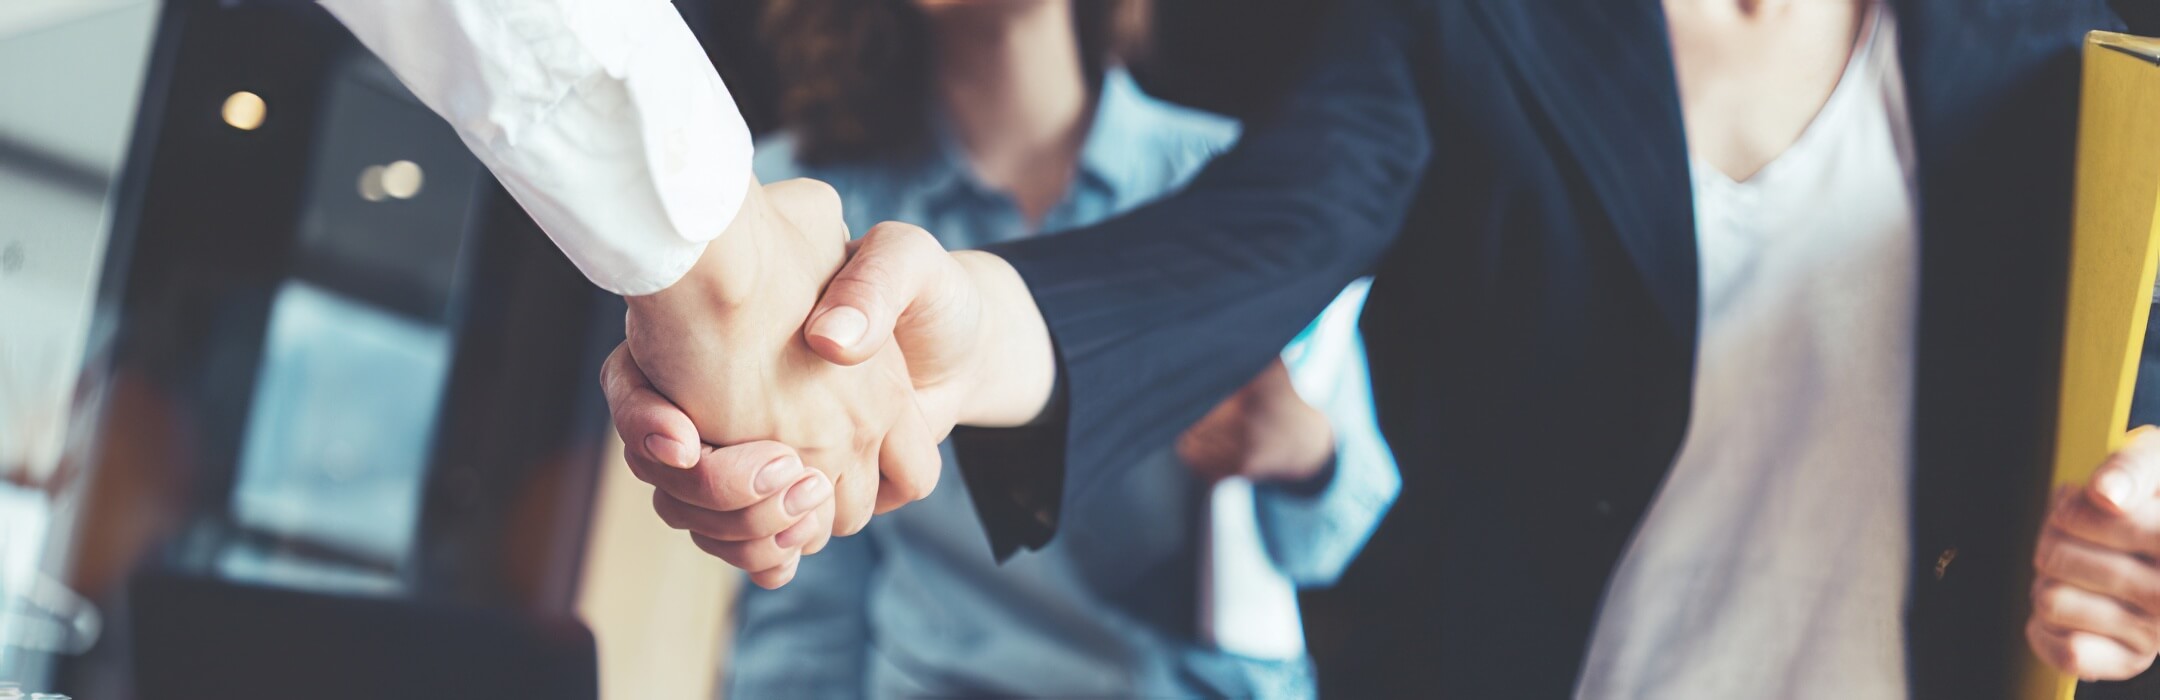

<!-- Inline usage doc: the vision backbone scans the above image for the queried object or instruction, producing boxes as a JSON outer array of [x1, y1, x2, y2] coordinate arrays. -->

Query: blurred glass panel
[[0, 1, 156, 482], [0, 1, 159, 690], [207, 47, 480, 594], [227, 280, 450, 588]]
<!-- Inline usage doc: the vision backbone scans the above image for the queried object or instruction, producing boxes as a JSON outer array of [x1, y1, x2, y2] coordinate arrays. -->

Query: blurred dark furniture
[[130, 570, 596, 700]]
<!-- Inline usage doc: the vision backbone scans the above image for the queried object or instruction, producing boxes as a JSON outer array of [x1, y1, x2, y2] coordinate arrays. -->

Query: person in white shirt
[[315, 0, 942, 585]]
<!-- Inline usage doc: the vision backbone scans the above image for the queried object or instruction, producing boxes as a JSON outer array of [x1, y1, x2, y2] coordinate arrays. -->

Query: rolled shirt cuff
[[319, 0, 753, 296]]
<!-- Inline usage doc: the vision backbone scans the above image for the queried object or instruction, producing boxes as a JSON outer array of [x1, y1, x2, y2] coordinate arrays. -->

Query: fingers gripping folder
[[2026, 31, 2160, 700]]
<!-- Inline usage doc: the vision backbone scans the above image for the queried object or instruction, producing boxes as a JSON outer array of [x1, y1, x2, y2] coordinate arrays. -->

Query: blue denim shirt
[[728, 70, 1399, 700]]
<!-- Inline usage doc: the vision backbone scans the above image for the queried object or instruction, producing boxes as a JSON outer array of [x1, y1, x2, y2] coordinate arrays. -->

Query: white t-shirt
[[1575, 5, 1920, 699]]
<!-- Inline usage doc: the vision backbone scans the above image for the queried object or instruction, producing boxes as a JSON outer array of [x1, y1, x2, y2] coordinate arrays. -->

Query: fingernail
[[2099, 471, 2135, 511], [811, 307, 869, 349], [646, 435, 695, 469], [754, 456, 804, 496], [785, 473, 832, 516]]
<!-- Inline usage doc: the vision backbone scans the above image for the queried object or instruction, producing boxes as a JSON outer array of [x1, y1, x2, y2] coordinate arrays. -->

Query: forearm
[[983, 0, 1426, 473], [952, 0, 1429, 557]]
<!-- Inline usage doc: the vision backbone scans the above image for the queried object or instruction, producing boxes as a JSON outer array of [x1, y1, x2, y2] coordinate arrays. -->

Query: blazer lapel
[[1469, 0, 1698, 344]]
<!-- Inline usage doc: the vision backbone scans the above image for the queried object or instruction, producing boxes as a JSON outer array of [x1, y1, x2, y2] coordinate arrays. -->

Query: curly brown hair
[[761, 0, 1152, 165]]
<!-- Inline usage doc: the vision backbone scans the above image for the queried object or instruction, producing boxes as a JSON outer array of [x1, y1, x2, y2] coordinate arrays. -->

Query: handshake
[[603, 177, 1054, 588], [601, 177, 1341, 589]]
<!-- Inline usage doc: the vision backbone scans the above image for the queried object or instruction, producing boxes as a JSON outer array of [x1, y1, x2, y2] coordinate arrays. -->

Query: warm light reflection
[[221, 91, 266, 131], [381, 160, 423, 200], [358, 161, 425, 203], [357, 165, 386, 203]]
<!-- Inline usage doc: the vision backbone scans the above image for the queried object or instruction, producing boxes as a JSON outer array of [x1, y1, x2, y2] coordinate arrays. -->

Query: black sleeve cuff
[[950, 370, 1069, 561]]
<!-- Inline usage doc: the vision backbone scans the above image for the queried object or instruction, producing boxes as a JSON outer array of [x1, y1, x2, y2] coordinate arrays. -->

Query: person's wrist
[[1249, 401, 1336, 484], [624, 174, 769, 316], [952, 250, 1056, 428]]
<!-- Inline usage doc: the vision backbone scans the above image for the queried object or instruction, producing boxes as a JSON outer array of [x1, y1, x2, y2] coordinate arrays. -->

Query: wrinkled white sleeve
[[318, 0, 752, 296]]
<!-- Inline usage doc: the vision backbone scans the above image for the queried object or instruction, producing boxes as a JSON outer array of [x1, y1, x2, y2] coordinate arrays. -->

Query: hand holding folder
[[2030, 427, 2160, 685]]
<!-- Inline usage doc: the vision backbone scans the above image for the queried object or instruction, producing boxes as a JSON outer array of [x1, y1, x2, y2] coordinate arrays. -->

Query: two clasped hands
[[607, 177, 1333, 590], [601, 177, 1022, 589]]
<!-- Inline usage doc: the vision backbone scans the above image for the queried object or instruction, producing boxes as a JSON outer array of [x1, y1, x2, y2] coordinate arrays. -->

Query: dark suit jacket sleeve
[[952, 0, 1433, 558]]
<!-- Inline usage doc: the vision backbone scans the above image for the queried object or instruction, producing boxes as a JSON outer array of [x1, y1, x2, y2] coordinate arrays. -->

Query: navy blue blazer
[[955, 0, 2142, 696]]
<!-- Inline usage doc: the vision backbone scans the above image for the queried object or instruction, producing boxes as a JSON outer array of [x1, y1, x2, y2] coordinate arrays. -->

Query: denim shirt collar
[[915, 67, 1155, 220]]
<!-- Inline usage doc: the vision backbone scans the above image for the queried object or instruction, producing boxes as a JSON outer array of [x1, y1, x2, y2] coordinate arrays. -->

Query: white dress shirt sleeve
[[317, 0, 753, 296]]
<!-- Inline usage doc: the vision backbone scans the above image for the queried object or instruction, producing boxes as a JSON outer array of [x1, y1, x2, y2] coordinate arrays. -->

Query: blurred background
[[0, 0, 1336, 697]]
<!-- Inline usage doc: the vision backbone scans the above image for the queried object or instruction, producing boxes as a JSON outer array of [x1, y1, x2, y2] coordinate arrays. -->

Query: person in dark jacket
[[602, 1, 2160, 697]]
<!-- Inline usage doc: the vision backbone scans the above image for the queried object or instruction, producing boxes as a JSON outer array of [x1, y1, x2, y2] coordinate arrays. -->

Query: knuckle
[[2139, 620, 2160, 656], [692, 533, 782, 571], [600, 343, 629, 384], [2129, 654, 2157, 678], [598, 352, 620, 397], [690, 532, 727, 559], [887, 475, 927, 505], [743, 547, 788, 572], [889, 449, 933, 492], [2035, 581, 2070, 619], [623, 454, 670, 489], [739, 504, 792, 540], [2057, 498, 2110, 535], [2037, 538, 2082, 580], [700, 465, 758, 510], [785, 177, 841, 207], [829, 280, 892, 322], [2033, 623, 2068, 665], [866, 221, 945, 262], [892, 222, 939, 250], [651, 490, 686, 530], [879, 478, 919, 506], [2034, 624, 2074, 670], [833, 508, 868, 537], [911, 467, 941, 502], [2135, 575, 2160, 613], [863, 220, 917, 243]]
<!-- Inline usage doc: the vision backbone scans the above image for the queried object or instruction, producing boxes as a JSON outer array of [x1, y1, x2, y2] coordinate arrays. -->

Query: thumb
[[806, 222, 949, 366], [2090, 425, 2160, 514]]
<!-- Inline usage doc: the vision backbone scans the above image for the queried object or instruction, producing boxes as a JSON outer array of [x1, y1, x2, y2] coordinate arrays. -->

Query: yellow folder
[[2024, 30, 2160, 700]]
